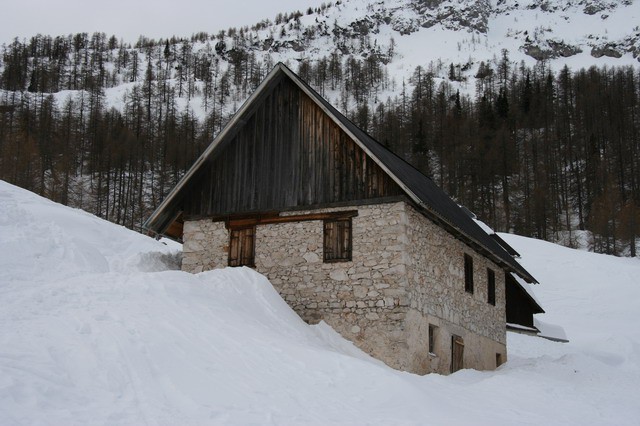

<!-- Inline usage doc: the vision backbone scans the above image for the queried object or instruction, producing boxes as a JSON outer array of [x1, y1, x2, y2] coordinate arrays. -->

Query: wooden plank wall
[[183, 76, 403, 217], [505, 274, 536, 328]]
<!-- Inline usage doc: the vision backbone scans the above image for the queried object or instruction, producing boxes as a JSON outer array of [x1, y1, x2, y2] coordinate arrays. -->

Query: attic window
[[487, 268, 496, 305], [464, 254, 474, 293], [324, 218, 352, 262], [228, 226, 255, 267]]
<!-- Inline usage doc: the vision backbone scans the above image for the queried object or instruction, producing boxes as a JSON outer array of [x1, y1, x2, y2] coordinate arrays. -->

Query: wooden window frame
[[464, 253, 474, 294], [487, 268, 496, 305], [323, 218, 352, 263], [228, 225, 256, 267]]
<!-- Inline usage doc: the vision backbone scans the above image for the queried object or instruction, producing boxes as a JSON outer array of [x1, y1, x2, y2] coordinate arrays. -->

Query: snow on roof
[[472, 217, 495, 236], [507, 323, 539, 333], [534, 318, 569, 343]]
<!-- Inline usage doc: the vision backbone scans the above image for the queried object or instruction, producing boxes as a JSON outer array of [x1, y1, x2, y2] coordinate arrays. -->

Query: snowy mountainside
[[122, 0, 637, 115], [236, 0, 640, 85], [1, 181, 640, 425], [259, 0, 640, 61], [5, 0, 638, 119]]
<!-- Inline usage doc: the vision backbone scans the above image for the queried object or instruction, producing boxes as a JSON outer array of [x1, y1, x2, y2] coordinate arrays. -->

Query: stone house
[[144, 63, 542, 375]]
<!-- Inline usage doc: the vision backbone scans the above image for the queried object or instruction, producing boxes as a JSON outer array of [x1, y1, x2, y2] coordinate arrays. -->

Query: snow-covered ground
[[1, 180, 639, 425]]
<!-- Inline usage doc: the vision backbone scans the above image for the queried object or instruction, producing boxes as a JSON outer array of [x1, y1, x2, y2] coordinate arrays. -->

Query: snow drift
[[1, 180, 639, 425]]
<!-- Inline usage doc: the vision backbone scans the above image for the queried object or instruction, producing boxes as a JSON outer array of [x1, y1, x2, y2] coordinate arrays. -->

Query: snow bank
[[0, 181, 180, 281], [0, 181, 452, 425], [1, 181, 639, 425]]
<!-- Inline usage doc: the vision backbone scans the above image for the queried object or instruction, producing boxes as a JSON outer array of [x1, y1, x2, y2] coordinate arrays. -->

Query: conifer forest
[[0, 31, 638, 256]]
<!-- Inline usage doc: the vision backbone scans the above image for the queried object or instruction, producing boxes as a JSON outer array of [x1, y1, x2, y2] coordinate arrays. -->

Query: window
[[496, 353, 503, 367], [487, 268, 496, 305], [324, 218, 352, 262], [464, 254, 474, 293], [428, 324, 437, 354], [228, 226, 255, 267]]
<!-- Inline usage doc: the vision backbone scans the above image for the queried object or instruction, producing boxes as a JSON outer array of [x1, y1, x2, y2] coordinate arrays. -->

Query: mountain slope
[[269, 0, 640, 76], [3, 0, 639, 114], [1, 180, 639, 425]]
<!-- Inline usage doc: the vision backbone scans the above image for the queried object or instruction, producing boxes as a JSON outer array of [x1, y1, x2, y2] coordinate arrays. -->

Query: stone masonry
[[403, 205, 507, 373], [182, 201, 507, 374]]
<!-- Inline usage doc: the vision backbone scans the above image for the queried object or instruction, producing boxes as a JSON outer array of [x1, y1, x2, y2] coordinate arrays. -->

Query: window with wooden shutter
[[323, 218, 352, 262], [228, 226, 255, 267], [487, 268, 496, 305]]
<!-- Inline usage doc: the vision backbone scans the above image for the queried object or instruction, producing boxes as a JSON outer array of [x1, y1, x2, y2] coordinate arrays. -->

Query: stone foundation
[[182, 201, 507, 374]]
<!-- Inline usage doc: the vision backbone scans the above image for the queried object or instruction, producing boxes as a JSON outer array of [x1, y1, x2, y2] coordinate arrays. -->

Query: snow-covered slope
[[1, 180, 639, 425], [223, 0, 640, 90], [281, 0, 640, 70]]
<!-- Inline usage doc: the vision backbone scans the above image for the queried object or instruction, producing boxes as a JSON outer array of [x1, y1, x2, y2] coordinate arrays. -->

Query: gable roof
[[144, 62, 537, 284]]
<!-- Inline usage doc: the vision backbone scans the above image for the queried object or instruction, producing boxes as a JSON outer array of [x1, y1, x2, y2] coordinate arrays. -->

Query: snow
[[506, 322, 538, 332], [534, 318, 569, 342], [473, 218, 495, 236], [1, 179, 640, 425], [317, 0, 640, 98]]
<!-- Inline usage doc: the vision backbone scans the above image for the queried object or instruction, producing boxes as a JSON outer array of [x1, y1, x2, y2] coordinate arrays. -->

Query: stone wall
[[182, 220, 228, 272], [255, 203, 412, 371], [403, 204, 507, 374], [181, 201, 507, 374]]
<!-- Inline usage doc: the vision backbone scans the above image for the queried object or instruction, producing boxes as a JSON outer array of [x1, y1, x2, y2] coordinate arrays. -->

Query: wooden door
[[451, 335, 464, 373]]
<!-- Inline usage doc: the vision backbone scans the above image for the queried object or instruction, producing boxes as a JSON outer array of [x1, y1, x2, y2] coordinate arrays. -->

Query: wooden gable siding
[[505, 274, 540, 328], [182, 77, 402, 217]]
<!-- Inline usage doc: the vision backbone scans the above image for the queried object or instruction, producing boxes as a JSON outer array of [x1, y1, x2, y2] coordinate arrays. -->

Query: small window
[[324, 218, 352, 262], [464, 254, 474, 293], [487, 268, 496, 305], [428, 324, 437, 354], [496, 353, 503, 367], [228, 226, 255, 267]]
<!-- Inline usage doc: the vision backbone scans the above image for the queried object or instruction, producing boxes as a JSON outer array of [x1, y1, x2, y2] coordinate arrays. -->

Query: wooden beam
[[165, 220, 184, 240], [226, 210, 358, 229], [159, 212, 184, 241]]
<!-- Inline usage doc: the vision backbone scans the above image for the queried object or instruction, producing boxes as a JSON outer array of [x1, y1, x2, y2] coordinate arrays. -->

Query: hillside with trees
[[1, 0, 639, 255]]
